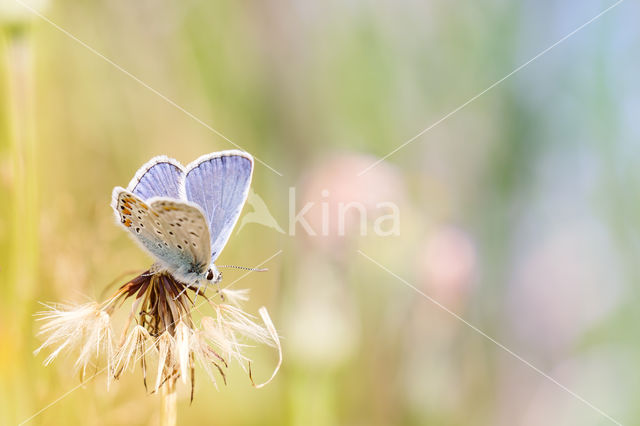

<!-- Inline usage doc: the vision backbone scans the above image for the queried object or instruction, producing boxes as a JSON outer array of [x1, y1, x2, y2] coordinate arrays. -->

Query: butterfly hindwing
[[148, 198, 211, 273], [112, 188, 210, 282], [128, 156, 185, 201], [184, 151, 253, 261]]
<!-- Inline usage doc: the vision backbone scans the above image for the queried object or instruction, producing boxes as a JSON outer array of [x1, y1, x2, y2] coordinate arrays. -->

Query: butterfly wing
[[112, 188, 211, 282], [184, 150, 253, 261], [127, 156, 185, 201]]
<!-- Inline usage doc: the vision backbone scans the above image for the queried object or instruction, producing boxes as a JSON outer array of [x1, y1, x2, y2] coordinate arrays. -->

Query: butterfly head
[[205, 266, 222, 284]]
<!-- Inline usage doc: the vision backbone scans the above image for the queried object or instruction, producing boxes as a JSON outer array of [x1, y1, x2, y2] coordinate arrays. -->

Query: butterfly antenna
[[217, 265, 268, 272]]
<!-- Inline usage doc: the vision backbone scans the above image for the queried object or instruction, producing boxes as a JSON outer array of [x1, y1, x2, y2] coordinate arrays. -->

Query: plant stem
[[5, 26, 38, 313], [160, 379, 177, 426], [1, 24, 38, 425]]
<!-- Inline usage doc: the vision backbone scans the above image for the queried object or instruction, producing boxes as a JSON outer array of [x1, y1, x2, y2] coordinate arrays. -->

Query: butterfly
[[111, 150, 253, 290]]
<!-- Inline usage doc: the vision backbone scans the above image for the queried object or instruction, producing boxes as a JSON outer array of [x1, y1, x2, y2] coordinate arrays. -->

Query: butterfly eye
[[206, 269, 214, 281]]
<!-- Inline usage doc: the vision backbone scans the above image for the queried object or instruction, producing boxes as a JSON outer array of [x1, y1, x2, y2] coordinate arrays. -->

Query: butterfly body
[[112, 150, 253, 288]]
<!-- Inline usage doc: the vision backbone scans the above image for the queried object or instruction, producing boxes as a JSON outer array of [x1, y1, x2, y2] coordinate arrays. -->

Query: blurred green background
[[1, 0, 638, 425]]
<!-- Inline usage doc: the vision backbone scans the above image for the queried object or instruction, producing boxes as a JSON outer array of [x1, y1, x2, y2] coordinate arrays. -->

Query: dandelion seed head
[[35, 270, 281, 396]]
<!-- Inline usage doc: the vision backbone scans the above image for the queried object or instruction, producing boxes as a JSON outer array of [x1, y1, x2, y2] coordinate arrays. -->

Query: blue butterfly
[[111, 150, 253, 289]]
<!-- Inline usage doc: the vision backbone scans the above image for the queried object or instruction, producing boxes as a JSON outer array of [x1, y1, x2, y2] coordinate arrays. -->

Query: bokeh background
[[1, 0, 639, 424]]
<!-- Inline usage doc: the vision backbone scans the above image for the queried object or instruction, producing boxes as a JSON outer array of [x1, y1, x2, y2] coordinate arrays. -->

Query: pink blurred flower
[[416, 226, 476, 312], [297, 152, 406, 251]]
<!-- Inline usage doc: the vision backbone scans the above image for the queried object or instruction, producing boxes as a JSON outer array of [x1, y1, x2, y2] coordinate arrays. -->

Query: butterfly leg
[[193, 281, 207, 305], [217, 280, 225, 302], [173, 283, 191, 301]]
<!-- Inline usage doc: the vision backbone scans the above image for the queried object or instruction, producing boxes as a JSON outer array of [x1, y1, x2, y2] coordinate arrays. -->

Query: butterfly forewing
[[128, 156, 185, 201], [112, 188, 211, 282], [184, 151, 253, 261]]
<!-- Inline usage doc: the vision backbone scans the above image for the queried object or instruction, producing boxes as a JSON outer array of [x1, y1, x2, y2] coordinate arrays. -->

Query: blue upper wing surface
[[184, 151, 253, 261], [128, 156, 185, 201]]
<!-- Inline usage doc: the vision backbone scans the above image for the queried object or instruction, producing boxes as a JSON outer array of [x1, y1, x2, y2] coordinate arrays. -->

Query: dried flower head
[[36, 269, 281, 399]]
